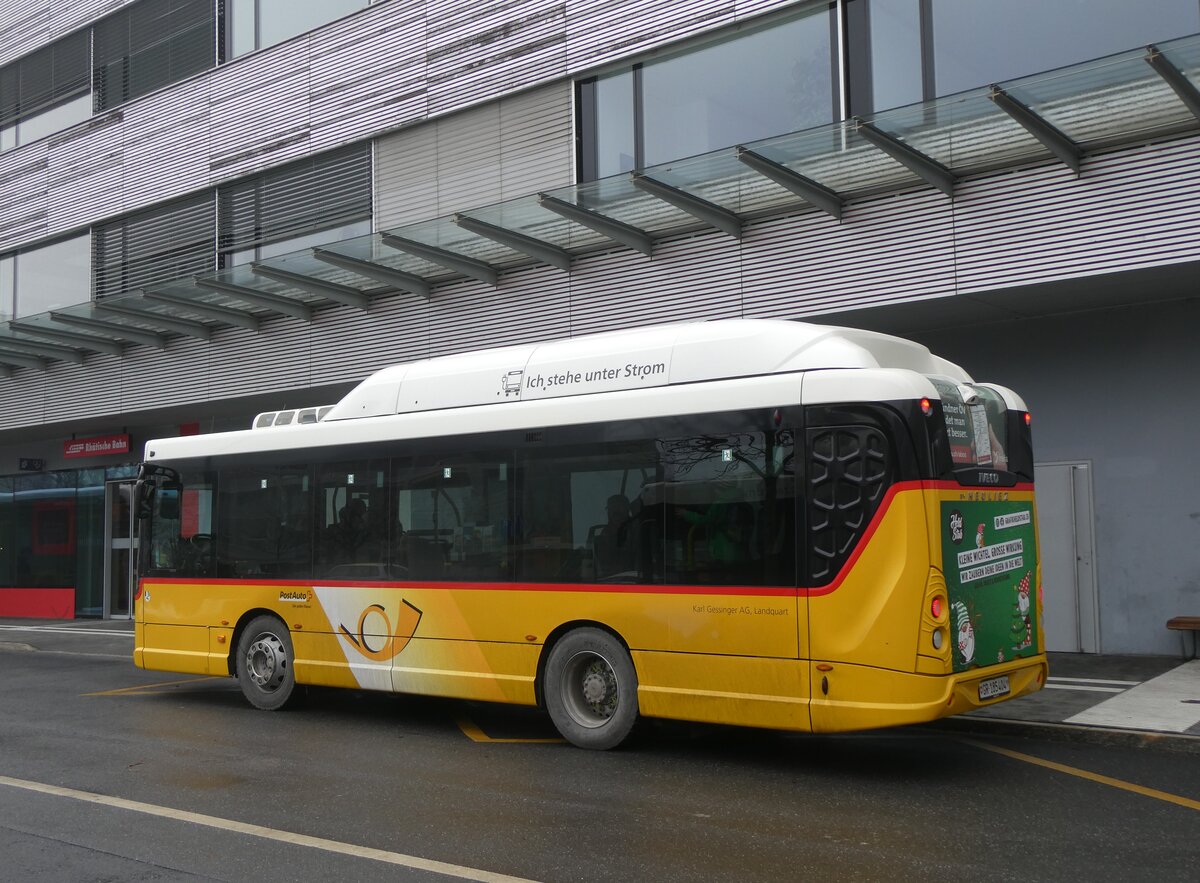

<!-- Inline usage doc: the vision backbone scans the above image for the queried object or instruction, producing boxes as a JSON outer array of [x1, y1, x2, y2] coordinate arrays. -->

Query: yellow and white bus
[[134, 319, 1046, 749]]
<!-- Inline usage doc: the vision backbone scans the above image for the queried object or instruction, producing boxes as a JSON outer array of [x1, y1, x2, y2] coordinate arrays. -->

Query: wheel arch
[[534, 619, 633, 709]]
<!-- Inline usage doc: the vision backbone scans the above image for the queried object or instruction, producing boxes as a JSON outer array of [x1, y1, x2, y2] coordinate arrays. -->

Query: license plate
[[978, 674, 1011, 701]]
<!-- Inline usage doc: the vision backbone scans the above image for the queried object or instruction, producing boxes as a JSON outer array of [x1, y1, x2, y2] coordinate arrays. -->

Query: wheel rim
[[246, 632, 288, 693], [560, 650, 620, 729]]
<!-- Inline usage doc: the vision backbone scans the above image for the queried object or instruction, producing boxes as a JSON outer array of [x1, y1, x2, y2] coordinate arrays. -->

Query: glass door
[[104, 481, 137, 619]]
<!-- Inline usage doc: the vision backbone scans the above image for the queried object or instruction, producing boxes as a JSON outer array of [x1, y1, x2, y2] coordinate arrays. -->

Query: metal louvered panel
[[567, 232, 742, 337], [41, 355, 123, 423], [118, 335, 211, 408], [308, 1, 429, 153], [211, 316, 312, 398], [0, 30, 90, 127], [954, 141, 1200, 293], [499, 82, 573, 198], [435, 104, 503, 217], [375, 124, 440, 230], [0, 142, 49, 244], [208, 38, 312, 182], [45, 113, 124, 230], [564, 0, 738, 72], [742, 189, 958, 318], [121, 76, 212, 210], [94, 191, 215, 300], [92, 0, 214, 113], [309, 292, 432, 387], [0, 372, 46, 423], [0, 1, 129, 67], [427, 265, 572, 355], [375, 82, 573, 230], [219, 145, 372, 254], [426, 0, 567, 114]]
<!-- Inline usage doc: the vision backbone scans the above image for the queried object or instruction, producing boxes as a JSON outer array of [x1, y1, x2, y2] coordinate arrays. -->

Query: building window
[[93, 0, 215, 112], [578, 8, 838, 181], [0, 30, 91, 152], [2, 235, 92, 319], [93, 193, 217, 300], [218, 144, 373, 268], [851, 0, 1200, 115], [226, 0, 369, 58]]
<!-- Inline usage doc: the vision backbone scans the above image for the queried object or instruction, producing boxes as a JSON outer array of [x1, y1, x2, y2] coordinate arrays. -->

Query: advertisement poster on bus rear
[[941, 500, 1039, 672]]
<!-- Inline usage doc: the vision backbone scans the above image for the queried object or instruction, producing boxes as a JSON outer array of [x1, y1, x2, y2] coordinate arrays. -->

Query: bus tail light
[[920, 397, 934, 417], [932, 629, 944, 650], [1025, 412, 1032, 426], [134, 581, 143, 602], [931, 596, 944, 619]]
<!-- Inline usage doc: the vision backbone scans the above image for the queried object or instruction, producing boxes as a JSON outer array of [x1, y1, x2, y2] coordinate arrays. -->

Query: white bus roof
[[322, 319, 969, 421], [146, 319, 973, 462]]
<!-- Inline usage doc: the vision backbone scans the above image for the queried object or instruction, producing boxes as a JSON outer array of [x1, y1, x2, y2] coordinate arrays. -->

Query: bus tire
[[544, 628, 638, 750], [235, 616, 299, 711]]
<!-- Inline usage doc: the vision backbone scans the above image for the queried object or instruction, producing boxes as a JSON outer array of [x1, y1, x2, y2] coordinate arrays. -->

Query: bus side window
[[315, 461, 390, 580], [394, 455, 513, 582]]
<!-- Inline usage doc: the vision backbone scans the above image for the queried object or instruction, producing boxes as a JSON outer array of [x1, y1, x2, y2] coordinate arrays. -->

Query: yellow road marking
[[0, 773, 537, 882], [84, 677, 226, 697], [967, 739, 1200, 812], [456, 717, 564, 745]]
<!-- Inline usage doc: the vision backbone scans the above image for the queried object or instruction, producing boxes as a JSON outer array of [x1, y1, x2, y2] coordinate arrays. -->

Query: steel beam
[[630, 173, 743, 238], [854, 118, 957, 196], [0, 337, 86, 363], [1146, 44, 1200, 124], [537, 193, 655, 256], [142, 290, 262, 332], [7, 321, 124, 356], [95, 300, 214, 341], [251, 263, 373, 309], [379, 233, 499, 286], [310, 248, 431, 298], [50, 312, 167, 349], [193, 278, 313, 322], [735, 146, 845, 219], [988, 86, 1082, 175], [0, 349, 49, 370], [453, 214, 573, 272]]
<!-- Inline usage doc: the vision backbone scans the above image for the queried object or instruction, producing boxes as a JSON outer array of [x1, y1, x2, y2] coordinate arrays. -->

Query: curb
[[925, 714, 1200, 754]]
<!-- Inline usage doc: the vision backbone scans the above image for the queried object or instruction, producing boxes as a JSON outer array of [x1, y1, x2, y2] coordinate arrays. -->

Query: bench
[[1166, 616, 1200, 658]]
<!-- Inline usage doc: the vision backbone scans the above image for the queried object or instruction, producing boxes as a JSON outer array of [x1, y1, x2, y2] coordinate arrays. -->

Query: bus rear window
[[927, 377, 1009, 471]]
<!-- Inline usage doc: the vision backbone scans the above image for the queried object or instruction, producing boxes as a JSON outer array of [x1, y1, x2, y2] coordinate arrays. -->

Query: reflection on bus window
[[657, 431, 796, 587], [394, 456, 513, 581], [315, 461, 390, 579], [216, 466, 311, 578]]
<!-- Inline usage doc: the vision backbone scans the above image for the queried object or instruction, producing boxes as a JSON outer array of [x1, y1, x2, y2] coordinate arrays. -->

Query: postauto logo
[[278, 589, 313, 603]]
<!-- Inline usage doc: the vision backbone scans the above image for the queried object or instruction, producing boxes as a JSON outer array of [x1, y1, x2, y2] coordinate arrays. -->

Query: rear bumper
[[809, 654, 1048, 733]]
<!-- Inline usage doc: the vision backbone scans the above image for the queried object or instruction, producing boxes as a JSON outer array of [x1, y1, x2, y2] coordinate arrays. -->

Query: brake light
[[931, 596, 944, 619], [1025, 412, 1032, 426], [920, 397, 934, 417]]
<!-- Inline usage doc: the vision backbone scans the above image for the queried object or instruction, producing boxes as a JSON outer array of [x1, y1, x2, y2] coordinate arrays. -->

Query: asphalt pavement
[[2, 617, 1198, 750]]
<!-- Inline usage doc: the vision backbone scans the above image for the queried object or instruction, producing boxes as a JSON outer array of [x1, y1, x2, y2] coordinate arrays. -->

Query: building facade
[[0, 0, 1197, 653]]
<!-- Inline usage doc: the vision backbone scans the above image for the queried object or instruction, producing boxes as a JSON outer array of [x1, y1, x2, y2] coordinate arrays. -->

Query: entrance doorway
[[104, 481, 137, 619], [1035, 462, 1098, 653]]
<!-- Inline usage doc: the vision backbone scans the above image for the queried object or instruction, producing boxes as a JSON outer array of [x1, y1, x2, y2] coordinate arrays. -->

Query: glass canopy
[[3, 33, 1199, 373]]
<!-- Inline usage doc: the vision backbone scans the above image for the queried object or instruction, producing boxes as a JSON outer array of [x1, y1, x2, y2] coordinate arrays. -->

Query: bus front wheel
[[545, 628, 638, 750], [235, 616, 299, 711]]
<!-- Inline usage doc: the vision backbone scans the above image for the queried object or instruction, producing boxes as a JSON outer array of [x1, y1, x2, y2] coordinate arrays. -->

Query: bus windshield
[[927, 377, 1010, 471]]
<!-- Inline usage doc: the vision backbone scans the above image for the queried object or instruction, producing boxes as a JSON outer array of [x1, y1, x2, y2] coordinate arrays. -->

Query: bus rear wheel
[[236, 616, 299, 710], [545, 628, 638, 750]]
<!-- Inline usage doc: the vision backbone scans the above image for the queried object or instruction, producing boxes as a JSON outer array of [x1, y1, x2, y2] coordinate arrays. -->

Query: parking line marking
[[0, 773, 538, 882], [967, 740, 1200, 812], [84, 677, 226, 696], [455, 717, 564, 745], [1044, 684, 1125, 693]]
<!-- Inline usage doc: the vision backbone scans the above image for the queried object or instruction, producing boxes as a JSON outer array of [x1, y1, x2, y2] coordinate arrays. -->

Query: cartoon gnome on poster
[[1012, 571, 1033, 650], [953, 600, 975, 665]]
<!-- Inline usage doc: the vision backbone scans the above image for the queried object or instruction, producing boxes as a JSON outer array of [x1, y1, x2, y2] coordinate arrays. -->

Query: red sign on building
[[63, 433, 131, 459]]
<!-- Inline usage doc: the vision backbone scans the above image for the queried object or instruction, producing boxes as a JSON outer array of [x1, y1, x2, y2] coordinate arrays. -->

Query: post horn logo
[[338, 600, 423, 662]]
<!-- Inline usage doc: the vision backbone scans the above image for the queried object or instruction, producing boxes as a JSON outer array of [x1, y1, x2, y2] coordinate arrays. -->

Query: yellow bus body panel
[[134, 484, 1045, 735]]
